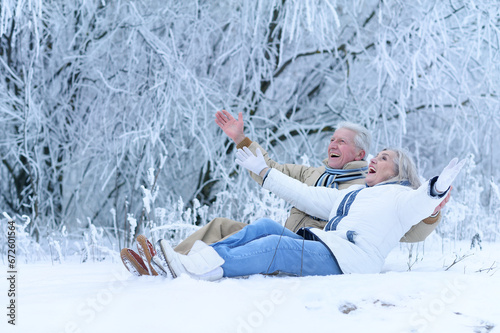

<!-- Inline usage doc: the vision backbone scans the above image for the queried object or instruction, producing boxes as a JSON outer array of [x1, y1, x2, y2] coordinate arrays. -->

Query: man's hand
[[235, 147, 268, 175], [215, 110, 245, 145], [432, 187, 452, 216]]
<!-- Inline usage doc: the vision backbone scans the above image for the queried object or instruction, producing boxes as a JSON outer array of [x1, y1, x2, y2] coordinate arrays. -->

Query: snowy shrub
[[80, 218, 116, 263], [0, 214, 46, 263], [150, 197, 207, 246]]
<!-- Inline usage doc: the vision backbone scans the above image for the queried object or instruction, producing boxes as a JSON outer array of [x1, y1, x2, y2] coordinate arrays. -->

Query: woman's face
[[366, 150, 397, 186]]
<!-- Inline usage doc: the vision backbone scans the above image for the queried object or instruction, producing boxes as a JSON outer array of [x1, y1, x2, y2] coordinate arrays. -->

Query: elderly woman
[[152, 148, 465, 281]]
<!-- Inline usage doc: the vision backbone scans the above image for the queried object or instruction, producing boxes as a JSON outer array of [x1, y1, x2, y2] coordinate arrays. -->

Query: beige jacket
[[237, 138, 440, 242]]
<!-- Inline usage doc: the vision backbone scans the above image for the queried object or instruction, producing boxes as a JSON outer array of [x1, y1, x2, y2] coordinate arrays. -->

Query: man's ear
[[356, 150, 366, 161]]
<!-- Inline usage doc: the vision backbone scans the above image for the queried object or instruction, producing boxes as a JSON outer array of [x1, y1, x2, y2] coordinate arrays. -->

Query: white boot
[[181, 240, 225, 275], [192, 266, 224, 282], [156, 240, 225, 280]]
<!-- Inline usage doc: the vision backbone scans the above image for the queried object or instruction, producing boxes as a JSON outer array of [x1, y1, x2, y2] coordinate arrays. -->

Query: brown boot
[[120, 248, 150, 276], [136, 235, 158, 276]]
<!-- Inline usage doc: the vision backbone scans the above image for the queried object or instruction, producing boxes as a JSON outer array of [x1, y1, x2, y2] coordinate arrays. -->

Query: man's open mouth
[[368, 166, 376, 174]]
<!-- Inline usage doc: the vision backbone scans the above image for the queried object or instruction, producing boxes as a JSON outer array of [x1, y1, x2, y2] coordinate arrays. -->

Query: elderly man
[[172, 111, 444, 255]]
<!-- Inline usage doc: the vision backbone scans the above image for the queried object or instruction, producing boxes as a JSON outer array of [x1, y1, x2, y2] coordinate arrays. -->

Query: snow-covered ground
[[2, 238, 499, 333]]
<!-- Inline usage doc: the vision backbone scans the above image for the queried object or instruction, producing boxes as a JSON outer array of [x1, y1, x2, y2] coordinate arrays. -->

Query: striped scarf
[[315, 166, 368, 189]]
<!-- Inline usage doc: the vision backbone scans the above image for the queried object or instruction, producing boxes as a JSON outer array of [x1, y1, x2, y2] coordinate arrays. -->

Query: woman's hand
[[235, 147, 268, 175], [435, 158, 466, 193]]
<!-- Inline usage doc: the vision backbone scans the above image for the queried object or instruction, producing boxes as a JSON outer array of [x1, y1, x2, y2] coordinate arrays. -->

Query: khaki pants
[[174, 217, 247, 254]]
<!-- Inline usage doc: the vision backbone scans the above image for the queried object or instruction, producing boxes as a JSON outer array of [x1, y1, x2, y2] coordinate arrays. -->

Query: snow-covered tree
[[1, 0, 498, 248]]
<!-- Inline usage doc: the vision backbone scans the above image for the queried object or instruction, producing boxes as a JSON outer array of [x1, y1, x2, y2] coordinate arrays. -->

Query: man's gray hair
[[336, 121, 371, 160], [383, 148, 421, 189]]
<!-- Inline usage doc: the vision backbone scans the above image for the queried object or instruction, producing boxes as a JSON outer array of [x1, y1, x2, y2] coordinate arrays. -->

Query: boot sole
[[150, 256, 172, 278], [120, 248, 149, 276], [155, 239, 178, 278], [136, 235, 158, 276]]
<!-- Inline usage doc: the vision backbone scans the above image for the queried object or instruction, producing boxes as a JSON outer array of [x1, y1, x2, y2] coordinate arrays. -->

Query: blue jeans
[[210, 218, 342, 277]]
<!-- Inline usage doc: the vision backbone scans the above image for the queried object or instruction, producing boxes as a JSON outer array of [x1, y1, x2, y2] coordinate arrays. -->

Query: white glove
[[235, 147, 268, 175], [435, 158, 466, 193]]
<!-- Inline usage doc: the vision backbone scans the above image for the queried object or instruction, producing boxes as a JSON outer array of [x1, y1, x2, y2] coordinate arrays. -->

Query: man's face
[[327, 128, 365, 169]]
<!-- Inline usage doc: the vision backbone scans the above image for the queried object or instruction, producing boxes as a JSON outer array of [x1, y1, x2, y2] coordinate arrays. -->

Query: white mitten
[[435, 158, 466, 193], [235, 147, 268, 175]]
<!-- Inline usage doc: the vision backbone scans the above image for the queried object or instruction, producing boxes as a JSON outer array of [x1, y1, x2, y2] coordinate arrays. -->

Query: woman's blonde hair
[[382, 148, 421, 189]]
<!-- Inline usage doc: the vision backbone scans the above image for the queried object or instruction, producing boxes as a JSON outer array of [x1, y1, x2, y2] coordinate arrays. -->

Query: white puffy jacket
[[262, 169, 448, 274]]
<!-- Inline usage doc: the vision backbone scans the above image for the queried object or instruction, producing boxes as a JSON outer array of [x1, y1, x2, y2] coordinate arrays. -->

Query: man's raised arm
[[215, 110, 246, 145], [215, 110, 314, 185]]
